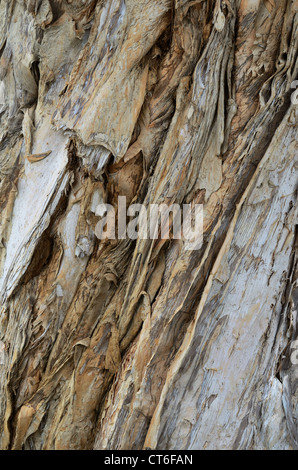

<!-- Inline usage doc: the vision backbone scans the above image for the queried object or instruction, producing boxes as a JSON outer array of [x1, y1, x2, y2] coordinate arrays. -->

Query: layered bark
[[0, 0, 297, 450]]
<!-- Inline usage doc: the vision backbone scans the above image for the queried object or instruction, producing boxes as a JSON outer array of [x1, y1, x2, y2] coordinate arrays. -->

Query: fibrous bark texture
[[0, 0, 297, 450]]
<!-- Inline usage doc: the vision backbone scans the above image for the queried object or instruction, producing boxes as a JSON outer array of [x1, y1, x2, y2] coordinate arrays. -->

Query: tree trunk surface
[[0, 0, 297, 450]]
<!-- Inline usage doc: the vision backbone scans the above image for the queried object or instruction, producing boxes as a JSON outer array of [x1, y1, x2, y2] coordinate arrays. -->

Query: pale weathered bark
[[0, 0, 297, 450]]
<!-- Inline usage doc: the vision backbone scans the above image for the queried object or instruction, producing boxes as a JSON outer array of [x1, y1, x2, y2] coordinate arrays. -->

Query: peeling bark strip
[[0, 0, 297, 450]]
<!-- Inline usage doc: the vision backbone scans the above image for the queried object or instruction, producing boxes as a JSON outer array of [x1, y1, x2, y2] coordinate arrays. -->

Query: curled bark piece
[[25, 151, 52, 163]]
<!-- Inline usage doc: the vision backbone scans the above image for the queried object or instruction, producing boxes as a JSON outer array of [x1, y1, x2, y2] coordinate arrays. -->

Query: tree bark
[[0, 0, 297, 450]]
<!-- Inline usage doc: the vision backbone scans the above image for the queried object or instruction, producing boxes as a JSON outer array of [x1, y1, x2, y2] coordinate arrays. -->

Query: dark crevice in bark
[[20, 231, 54, 286]]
